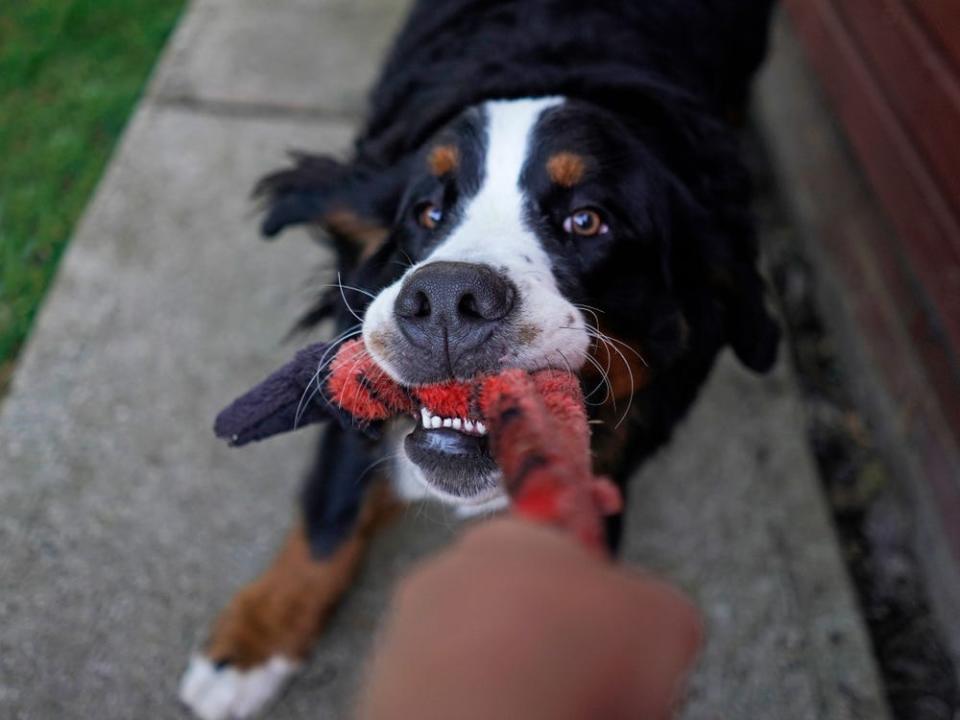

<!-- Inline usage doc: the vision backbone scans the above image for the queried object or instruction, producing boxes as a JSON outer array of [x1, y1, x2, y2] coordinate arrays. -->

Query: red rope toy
[[216, 338, 622, 552]]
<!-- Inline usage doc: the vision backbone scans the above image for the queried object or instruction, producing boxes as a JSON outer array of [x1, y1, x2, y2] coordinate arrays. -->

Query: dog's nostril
[[396, 287, 431, 319], [413, 291, 431, 318], [458, 293, 482, 320]]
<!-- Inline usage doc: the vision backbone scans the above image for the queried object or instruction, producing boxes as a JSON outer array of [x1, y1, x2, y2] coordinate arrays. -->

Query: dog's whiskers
[[580, 327, 636, 426], [336, 343, 403, 428], [556, 321, 642, 424], [572, 306, 648, 367], [572, 304, 605, 333], [294, 328, 361, 427], [336, 272, 367, 323], [580, 350, 616, 406], [293, 325, 362, 428], [355, 450, 404, 485], [552, 328, 616, 406], [314, 281, 376, 299], [573, 302, 606, 316], [599, 335, 635, 427], [336, 344, 375, 417], [598, 332, 648, 366], [552, 347, 611, 406], [582, 327, 615, 383]]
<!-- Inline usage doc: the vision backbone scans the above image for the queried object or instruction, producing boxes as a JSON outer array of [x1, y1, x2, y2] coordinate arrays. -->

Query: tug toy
[[215, 339, 622, 552]]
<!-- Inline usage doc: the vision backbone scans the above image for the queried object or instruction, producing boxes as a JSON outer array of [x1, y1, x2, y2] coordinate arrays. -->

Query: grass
[[0, 0, 185, 381]]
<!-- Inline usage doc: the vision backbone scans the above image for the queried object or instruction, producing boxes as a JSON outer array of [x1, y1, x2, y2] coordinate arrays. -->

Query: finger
[[612, 576, 703, 720]]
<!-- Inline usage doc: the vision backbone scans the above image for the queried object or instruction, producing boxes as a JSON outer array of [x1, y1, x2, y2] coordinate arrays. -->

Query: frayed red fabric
[[325, 339, 404, 421], [325, 340, 621, 552], [326, 339, 477, 421]]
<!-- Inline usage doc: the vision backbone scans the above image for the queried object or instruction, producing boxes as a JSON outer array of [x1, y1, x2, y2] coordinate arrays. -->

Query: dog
[[180, 1, 779, 717]]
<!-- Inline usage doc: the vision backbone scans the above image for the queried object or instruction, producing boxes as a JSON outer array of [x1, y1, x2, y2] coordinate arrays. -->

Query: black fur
[[253, 0, 779, 554]]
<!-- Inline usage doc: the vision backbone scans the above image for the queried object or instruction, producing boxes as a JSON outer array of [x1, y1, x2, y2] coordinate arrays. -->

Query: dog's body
[[180, 2, 778, 717]]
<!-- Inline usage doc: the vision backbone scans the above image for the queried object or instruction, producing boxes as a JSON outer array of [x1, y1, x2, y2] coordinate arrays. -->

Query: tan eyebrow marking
[[427, 144, 460, 176], [546, 152, 587, 187]]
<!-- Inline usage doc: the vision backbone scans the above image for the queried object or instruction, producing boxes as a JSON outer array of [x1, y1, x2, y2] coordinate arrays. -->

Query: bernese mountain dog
[[180, 1, 779, 717]]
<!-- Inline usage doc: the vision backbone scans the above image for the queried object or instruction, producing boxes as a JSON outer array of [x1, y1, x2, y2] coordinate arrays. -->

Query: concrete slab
[[0, 0, 891, 718], [624, 354, 890, 720], [150, 0, 409, 118]]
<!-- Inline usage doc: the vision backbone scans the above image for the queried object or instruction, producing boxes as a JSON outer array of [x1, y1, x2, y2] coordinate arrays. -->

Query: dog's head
[[258, 96, 779, 505]]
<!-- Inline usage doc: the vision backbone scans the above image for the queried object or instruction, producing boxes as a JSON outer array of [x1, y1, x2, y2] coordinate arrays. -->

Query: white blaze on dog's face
[[361, 98, 592, 505]]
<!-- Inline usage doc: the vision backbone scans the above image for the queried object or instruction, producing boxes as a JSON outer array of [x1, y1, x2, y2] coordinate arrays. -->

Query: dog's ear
[[253, 153, 409, 252], [710, 258, 780, 373]]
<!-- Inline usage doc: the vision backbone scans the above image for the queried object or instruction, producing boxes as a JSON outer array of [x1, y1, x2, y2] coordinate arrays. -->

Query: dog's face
[[261, 95, 779, 506], [358, 96, 741, 505]]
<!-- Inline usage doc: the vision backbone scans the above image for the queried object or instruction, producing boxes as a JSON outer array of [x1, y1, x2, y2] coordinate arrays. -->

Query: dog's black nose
[[394, 262, 515, 360]]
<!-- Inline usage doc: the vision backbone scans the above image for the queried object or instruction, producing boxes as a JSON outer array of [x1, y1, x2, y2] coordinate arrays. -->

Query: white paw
[[178, 653, 299, 720]]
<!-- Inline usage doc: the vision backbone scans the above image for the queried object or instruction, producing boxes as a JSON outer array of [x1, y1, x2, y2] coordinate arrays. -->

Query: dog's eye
[[417, 203, 444, 230], [563, 209, 608, 237]]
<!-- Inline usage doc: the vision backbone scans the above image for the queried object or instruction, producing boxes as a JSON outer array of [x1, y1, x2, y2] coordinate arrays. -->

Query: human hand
[[356, 518, 702, 720]]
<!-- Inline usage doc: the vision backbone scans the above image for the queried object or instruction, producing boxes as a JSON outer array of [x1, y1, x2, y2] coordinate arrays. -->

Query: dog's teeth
[[421, 410, 484, 435]]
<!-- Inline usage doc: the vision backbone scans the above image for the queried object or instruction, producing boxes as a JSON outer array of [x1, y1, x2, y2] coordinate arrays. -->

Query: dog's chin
[[403, 424, 502, 504]]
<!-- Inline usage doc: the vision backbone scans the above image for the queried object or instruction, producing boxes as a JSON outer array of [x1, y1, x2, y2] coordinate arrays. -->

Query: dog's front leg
[[180, 426, 399, 720]]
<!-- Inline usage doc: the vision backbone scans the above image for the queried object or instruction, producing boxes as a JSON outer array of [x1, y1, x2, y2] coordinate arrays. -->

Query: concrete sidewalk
[[0, 1, 890, 718]]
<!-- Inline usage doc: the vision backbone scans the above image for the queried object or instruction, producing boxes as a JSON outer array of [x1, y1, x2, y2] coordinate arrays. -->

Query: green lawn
[[0, 0, 185, 386]]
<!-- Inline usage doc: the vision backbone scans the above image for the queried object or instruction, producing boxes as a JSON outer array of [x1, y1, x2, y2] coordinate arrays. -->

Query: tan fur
[[205, 483, 400, 669], [366, 330, 390, 358], [325, 209, 389, 252], [546, 152, 587, 187], [427, 145, 460, 176], [590, 407, 634, 477], [584, 330, 653, 476], [517, 324, 542, 345], [583, 331, 651, 402]]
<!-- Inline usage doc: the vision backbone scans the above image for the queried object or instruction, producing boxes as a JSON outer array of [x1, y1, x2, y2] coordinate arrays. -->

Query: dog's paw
[[179, 653, 299, 720]]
